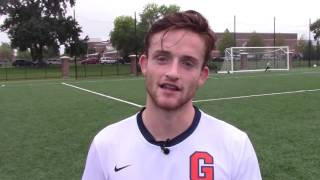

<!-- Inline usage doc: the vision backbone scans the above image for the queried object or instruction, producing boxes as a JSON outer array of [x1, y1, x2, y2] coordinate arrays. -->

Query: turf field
[[0, 68, 319, 180]]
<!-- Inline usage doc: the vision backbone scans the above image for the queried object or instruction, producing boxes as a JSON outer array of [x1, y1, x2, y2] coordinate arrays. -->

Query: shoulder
[[198, 110, 249, 143], [198, 110, 261, 176], [200, 110, 246, 134], [92, 113, 138, 146]]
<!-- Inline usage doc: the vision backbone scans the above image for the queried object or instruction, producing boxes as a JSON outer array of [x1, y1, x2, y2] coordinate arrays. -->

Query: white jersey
[[82, 107, 262, 180]]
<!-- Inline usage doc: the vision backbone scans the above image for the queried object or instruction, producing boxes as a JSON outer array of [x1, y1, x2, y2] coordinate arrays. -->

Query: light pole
[[134, 12, 139, 76], [73, 9, 78, 79]]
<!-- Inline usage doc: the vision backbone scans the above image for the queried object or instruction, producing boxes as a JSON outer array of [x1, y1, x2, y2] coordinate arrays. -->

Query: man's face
[[140, 29, 209, 111]]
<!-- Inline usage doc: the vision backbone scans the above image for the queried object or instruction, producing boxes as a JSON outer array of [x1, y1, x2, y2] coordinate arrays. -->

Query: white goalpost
[[218, 46, 290, 73]]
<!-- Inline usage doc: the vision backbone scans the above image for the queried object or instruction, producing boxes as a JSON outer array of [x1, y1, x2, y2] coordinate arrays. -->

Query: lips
[[160, 83, 180, 91]]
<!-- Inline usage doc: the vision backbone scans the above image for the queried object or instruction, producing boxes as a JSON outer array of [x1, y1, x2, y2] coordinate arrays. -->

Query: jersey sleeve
[[232, 134, 262, 180], [82, 139, 107, 180]]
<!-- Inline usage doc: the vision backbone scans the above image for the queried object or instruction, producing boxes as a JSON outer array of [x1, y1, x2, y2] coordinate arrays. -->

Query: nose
[[165, 60, 179, 81]]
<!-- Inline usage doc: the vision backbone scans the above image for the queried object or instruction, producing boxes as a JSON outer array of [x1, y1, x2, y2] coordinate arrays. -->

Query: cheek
[[185, 77, 201, 91], [146, 66, 164, 79], [145, 70, 159, 87]]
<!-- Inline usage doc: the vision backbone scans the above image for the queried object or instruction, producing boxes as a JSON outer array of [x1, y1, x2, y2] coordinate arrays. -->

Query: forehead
[[149, 29, 205, 60]]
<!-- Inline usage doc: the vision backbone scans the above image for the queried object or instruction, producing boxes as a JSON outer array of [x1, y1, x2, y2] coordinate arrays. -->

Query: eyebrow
[[181, 55, 198, 61], [152, 50, 171, 56], [152, 50, 200, 63]]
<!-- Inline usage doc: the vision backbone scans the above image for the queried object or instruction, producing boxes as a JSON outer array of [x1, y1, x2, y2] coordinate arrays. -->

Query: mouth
[[159, 83, 181, 91]]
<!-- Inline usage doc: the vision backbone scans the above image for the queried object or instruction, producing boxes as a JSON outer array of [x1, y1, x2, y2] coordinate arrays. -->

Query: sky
[[1, 0, 320, 44]]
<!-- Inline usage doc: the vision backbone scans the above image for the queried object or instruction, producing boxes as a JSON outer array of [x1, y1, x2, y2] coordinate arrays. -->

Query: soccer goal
[[218, 46, 290, 73]]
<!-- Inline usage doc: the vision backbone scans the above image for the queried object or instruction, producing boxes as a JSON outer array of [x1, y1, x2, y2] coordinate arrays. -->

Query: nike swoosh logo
[[114, 164, 131, 172]]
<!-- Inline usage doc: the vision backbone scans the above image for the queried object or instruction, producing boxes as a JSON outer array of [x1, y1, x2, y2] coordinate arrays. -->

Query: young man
[[82, 10, 262, 180]]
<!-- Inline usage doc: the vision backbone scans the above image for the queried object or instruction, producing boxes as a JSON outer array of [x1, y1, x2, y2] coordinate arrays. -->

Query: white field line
[[62, 82, 143, 108], [0, 77, 144, 87], [193, 88, 320, 103], [0, 77, 143, 85], [208, 71, 320, 80]]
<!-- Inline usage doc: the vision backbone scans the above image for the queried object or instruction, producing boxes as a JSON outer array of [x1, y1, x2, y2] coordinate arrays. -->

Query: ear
[[198, 66, 209, 87], [139, 54, 148, 75]]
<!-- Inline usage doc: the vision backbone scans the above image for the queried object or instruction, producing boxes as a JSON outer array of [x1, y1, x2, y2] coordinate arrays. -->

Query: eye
[[183, 61, 193, 67], [182, 59, 196, 68], [155, 55, 168, 63]]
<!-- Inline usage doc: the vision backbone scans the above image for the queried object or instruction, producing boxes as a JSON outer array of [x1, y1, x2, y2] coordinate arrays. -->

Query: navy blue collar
[[137, 106, 201, 147]]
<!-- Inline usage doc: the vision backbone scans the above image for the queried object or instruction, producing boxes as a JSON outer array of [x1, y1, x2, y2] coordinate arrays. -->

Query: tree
[[310, 18, 320, 40], [110, 3, 180, 58], [0, 43, 13, 61], [297, 35, 306, 55], [43, 45, 60, 59], [140, 3, 180, 28], [64, 36, 88, 59], [16, 49, 32, 59], [110, 16, 136, 58], [246, 32, 264, 47], [217, 29, 235, 56], [303, 40, 316, 60], [0, 0, 82, 63], [315, 41, 320, 60]]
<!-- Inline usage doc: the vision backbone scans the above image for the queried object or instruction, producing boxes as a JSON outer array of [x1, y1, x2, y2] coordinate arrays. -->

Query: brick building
[[87, 38, 120, 59], [87, 38, 108, 54]]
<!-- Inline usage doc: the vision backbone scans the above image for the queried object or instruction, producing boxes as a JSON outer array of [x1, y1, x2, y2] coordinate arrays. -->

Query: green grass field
[[0, 68, 319, 180]]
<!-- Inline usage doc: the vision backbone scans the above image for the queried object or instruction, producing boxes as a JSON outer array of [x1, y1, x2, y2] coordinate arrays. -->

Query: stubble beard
[[145, 83, 195, 112]]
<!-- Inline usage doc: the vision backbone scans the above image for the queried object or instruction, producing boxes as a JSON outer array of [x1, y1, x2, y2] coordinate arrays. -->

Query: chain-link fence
[[1, 57, 319, 81], [0, 62, 132, 81]]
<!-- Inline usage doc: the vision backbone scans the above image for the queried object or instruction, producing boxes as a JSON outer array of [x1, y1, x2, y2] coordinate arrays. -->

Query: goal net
[[219, 46, 290, 73]]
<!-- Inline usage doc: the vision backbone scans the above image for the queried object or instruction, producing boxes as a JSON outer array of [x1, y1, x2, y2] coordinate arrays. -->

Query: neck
[[142, 100, 195, 141]]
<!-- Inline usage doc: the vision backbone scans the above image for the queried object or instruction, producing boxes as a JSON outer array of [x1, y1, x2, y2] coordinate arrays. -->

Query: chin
[[157, 102, 181, 111], [154, 98, 191, 111], [146, 87, 193, 111]]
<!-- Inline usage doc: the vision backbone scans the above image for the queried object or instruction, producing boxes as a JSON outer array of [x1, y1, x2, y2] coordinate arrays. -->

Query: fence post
[[60, 56, 70, 79], [129, 55, 137, 75]]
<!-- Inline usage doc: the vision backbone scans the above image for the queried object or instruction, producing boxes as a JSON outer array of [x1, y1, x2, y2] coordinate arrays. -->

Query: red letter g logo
[[190, 151, 214, 180]]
